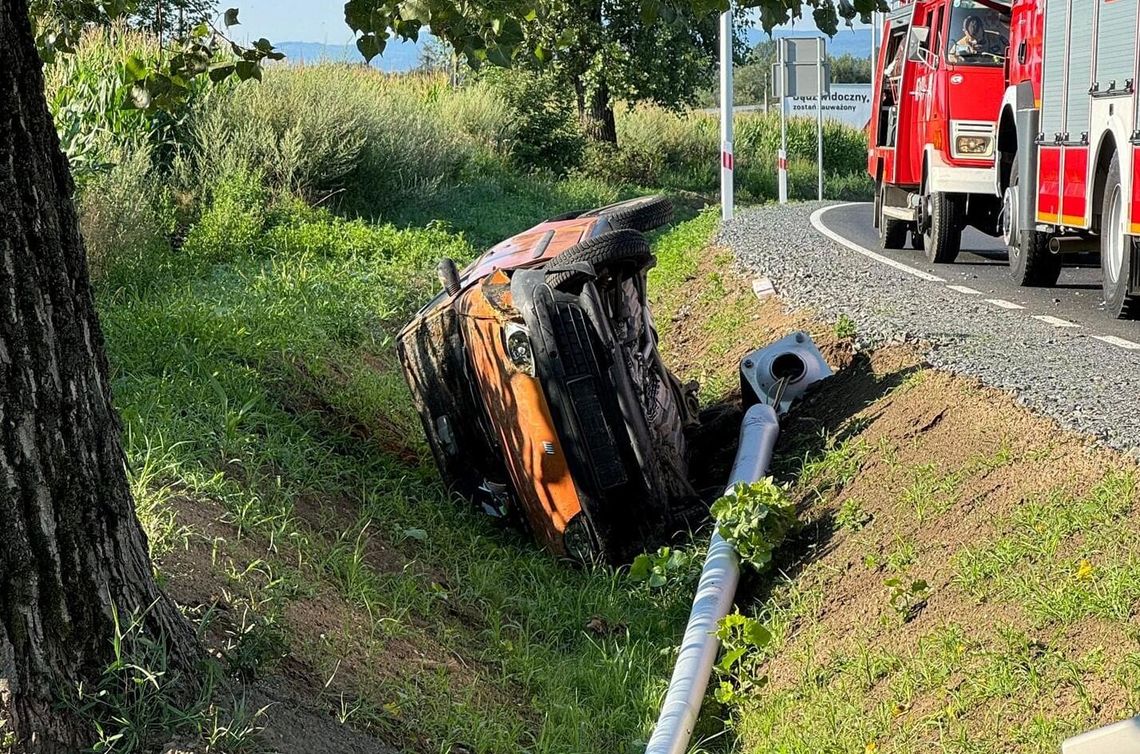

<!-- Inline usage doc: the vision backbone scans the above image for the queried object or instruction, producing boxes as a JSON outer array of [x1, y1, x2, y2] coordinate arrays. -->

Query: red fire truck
[[868, 0, 1011, 263], [995, 0, 1140, 317]]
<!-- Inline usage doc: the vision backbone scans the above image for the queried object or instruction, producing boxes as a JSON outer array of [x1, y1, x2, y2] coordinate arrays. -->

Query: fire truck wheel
[[1006, 162, 1061, 287], [877, 184, 907, 249], [545, 229, 654, 291], [1100, 153, 1140, 319], [922, 191, 963, 264]]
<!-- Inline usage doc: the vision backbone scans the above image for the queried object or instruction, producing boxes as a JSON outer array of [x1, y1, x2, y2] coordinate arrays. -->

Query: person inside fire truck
[[948, 10, 1008, 63]]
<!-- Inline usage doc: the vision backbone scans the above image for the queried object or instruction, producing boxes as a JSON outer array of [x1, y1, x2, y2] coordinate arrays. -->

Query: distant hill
[[746, 26, 873, 59], [275, 39, 425, 72], [273, 26, 870, 74]]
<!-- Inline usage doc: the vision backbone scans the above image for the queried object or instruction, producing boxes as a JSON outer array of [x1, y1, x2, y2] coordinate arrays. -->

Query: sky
[[227, 1, 870, 44]]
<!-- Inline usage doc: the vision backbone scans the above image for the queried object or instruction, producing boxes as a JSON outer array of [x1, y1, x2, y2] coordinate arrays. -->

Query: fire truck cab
[[996, 0, 1140, 317], [869, 0, 1010, 263]]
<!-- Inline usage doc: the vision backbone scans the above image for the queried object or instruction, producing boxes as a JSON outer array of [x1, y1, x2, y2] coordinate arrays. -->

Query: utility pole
[[719, 6, 734, 221]]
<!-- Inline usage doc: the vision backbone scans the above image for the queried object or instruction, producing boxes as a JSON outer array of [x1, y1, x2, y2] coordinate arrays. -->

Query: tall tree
[[0, 0, 196, 750], [530, 0, 725, 144]]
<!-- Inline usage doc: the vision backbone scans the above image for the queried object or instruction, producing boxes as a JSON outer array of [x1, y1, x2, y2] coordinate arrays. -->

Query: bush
[[480, 68, 585, 176], [182, 170, 267, 265], [77, 146, 176, 287], [603, 104, 869, 200], [187, 68, 490, 216]]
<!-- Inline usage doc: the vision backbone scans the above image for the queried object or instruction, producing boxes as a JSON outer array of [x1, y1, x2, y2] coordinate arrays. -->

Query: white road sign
[[783, 83, 873, 130]]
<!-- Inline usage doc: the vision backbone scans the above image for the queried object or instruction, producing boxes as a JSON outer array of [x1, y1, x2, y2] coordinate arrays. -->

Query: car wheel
[[545, 229, 654, 291], [1100, 152, 1140, 318], [587, 195, 674, 233], [1005, 161, 1061, 287]]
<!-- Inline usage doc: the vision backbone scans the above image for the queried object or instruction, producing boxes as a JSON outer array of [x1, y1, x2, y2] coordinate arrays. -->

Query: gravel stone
[[720, 201, 1140, 452]]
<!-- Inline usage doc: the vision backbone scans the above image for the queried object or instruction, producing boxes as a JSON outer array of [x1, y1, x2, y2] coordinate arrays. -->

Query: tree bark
[[574, 76, 618, 146], [0, 1, 196, 751]]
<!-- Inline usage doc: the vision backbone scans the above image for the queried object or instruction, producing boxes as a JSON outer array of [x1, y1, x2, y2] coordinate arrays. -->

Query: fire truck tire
[[1100, 153, 1140, 319], [545, 229, 654, 291], [1006, 162, 1061, 287], [922, 191, 963, 264], [877, 184, 907, 249]]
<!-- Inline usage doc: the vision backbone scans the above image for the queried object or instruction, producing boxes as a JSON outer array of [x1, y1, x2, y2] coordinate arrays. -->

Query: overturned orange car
[[397, 197, 700, 562]]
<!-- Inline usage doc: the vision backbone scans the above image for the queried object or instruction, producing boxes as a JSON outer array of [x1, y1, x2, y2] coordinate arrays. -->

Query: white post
[[719, 7, 734, 221], [778, 41, 788, 204], [816, 37, 824, 201]]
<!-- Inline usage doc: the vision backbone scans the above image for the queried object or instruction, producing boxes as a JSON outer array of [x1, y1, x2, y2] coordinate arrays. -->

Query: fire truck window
[[946, 0, 1011, 66]]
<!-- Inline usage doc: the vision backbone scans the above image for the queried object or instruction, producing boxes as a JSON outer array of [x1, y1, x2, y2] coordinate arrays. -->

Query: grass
[[88, 156, 726, 751]]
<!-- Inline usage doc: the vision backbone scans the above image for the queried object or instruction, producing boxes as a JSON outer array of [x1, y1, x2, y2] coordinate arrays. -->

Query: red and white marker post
[[719, 6, 734, 221]]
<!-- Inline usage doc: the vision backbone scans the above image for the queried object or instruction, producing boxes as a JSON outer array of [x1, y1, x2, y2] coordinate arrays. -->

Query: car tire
[[877, 182, 907, 250], [923, 190, 963, 264], [587, 195, 674, 232], [1099, 152, 1140, 318], [544, 209, 587, 223], [1006, 162, 1061, 287], [545, 229, 654, 291]]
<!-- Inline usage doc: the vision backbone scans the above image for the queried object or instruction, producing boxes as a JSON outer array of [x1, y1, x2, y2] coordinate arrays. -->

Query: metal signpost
[[772, 38, 831, 204], [719, 7, 733, 221]]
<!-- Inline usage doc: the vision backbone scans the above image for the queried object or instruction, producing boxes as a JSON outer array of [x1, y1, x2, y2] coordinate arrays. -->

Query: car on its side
[[397, 196, 701, 563]]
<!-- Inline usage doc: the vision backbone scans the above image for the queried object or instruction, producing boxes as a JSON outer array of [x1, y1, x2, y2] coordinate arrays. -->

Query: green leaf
[[744, 620, 771, 648], [356, 33, 386, 62], [629, 554, 652, 581], [224, 7, 240, 26], [403, 527, 428, 541], [208, 63, 235, 83], [123, 54, 147, 83], [648, 573, 667, 588], [718, 646, 747, 673], [235, 60, 261, 81]]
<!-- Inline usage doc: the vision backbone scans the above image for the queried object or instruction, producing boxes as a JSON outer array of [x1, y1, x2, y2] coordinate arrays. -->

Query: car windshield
[[946, 0, 1011, 66]]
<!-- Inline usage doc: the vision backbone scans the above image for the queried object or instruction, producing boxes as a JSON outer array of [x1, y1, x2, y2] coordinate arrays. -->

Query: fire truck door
[[907, 7, 941, 186]]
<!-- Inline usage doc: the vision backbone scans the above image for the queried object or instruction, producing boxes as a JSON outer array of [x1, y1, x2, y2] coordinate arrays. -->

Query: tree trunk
[[573, 77, 618, 146], [0, 2, 197, 751]]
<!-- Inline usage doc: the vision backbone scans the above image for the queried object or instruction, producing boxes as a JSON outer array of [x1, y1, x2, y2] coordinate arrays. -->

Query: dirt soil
[[654, 240, 1140, 750]]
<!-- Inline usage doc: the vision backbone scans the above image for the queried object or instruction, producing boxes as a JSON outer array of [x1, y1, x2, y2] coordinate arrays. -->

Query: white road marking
[[810, 203, 1140, 355], [1033, 315, 1081, 329], [985, 298, 1024, 310], [809, 204, 946, 283], [1092, 334, 1140, 350]]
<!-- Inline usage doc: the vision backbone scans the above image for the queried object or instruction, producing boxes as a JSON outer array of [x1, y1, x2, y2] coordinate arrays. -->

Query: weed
[[884, 578, 930, 624], [629, 546, 698, 589], [834, 313, 857, 340], [711, 479, 798, 571], [713, 611, 772, 704], [836, 498, 871, 531], [885, 534, 917, 573]]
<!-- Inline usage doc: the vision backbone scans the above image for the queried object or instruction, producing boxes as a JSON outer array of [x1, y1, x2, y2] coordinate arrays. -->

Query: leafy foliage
[[885, 577, 930, 623], [629, 546, 697, 589], [835, 497, 870, 530], [713, 610, 771, 704], [710, 479, 798, 571]]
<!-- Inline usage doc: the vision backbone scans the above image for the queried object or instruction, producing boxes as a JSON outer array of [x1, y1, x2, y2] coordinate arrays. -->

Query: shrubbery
[[51, 24, 871, 293]]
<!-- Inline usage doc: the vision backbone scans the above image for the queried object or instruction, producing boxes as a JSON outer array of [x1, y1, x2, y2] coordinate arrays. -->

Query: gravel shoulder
[[720, 201, 1140, 452]]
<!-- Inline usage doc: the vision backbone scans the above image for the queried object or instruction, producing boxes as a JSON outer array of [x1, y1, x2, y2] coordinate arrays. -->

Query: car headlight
[[955, 135, 992, 155], [504, 323, 534, 375]]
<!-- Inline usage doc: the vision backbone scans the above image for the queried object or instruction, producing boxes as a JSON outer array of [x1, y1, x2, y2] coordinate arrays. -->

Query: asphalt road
[[816, 202, 1140, 344]]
